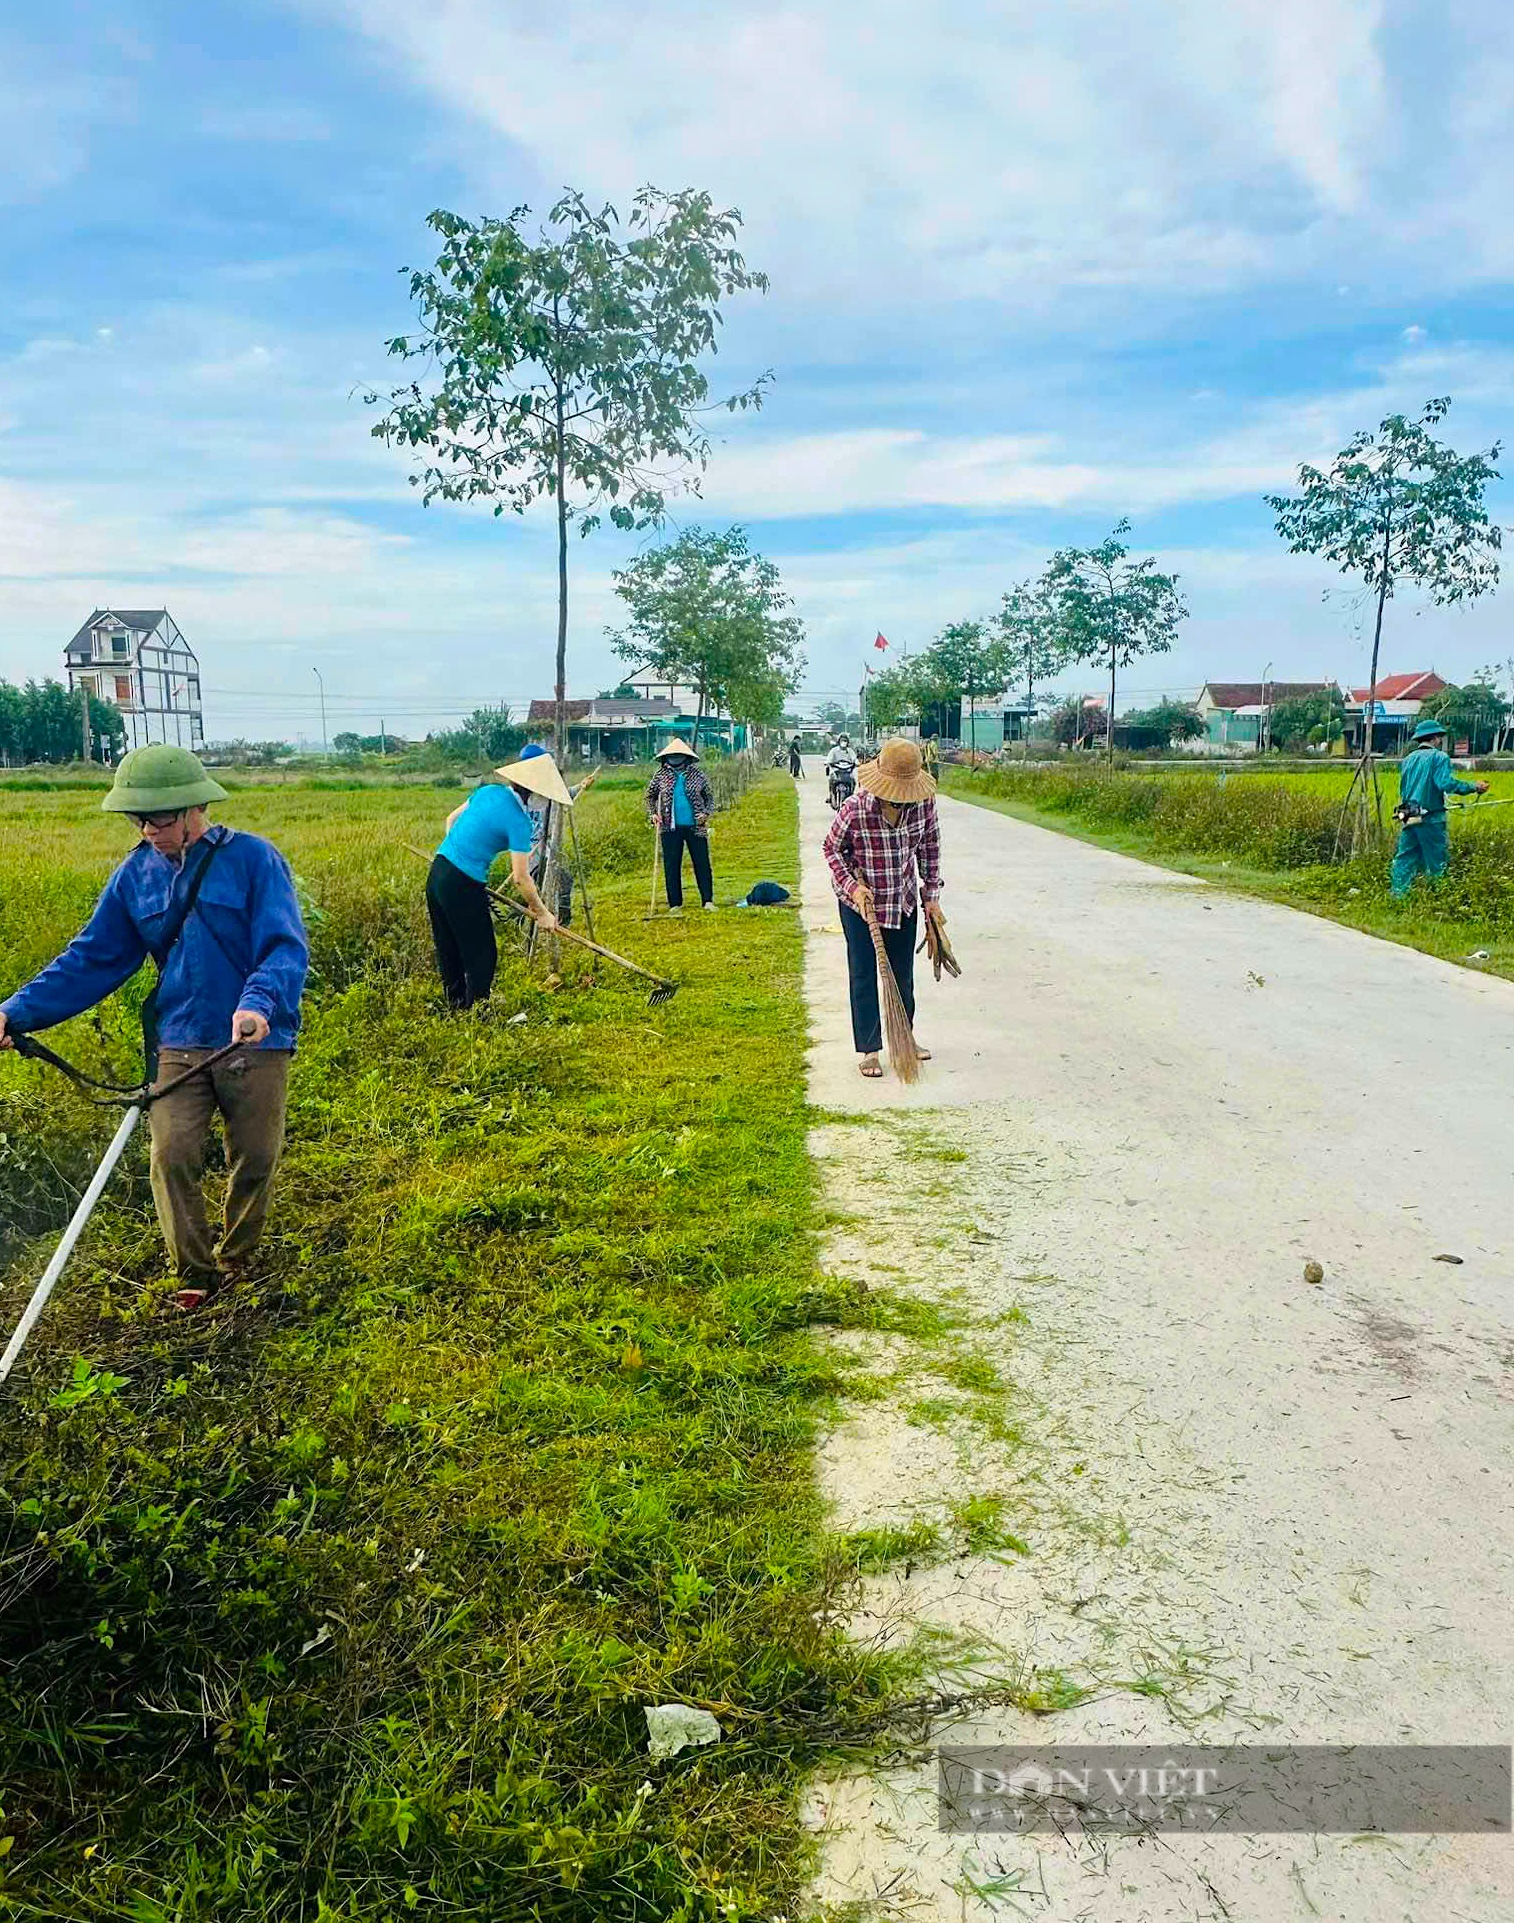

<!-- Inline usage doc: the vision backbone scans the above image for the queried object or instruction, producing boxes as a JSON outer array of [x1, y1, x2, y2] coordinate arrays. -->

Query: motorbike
[[827, 764, 857, 810]]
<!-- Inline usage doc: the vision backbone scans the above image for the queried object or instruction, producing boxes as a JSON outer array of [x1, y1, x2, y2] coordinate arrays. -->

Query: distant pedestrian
[[788, 735, 804, 777], [427, 753, 566, 1008], [0, 745, 308, 1309], [822, 738, 946, 1079], [1390, 718, 1488, 898], [646, 739, 716, 912]]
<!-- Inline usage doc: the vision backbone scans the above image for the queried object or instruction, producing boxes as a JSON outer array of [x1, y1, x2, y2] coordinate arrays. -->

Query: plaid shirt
[[823, 790, 942, 927]]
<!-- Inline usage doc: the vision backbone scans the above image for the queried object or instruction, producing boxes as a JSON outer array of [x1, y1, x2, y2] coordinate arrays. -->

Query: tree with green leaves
[[1269, 687, 1346, 753], [368, 188, 770, 758], [1045, 523, 1187, 763], [1119, 699, 1205, 751], [1267, 398, 1501, 841], [608, 525, 804, 747], [997, 574, 1070, 719], [922, 620, 1014, 748], [1419, 671, 1511, 755]]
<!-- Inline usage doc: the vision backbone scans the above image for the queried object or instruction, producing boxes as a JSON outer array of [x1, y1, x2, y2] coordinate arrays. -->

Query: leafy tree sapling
[[1045, 523, 1187, 763], [1267, 398, 1501, 841], [369, 188, 770, 758]]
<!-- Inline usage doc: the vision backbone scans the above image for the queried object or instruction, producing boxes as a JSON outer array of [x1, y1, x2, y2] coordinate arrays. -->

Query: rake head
[[646, 982, 679, 1008]]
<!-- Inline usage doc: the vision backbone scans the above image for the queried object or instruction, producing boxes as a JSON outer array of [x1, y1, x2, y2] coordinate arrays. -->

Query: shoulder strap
[[150, 830, 227, 969]]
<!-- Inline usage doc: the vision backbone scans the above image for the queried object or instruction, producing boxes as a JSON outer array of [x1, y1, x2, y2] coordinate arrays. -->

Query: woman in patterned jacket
[[645, 740, 717, 912]]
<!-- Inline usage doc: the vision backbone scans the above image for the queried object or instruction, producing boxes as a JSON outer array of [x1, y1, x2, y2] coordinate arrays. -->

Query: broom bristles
[[866, 914, 921, 1084]]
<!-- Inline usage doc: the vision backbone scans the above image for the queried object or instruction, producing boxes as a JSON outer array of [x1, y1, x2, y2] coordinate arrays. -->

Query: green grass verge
[[944, 766, 1514, 982], [0, 773, 901, 1922]]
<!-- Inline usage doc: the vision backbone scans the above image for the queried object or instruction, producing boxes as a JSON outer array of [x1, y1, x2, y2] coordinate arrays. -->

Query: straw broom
[[863, 898, 922, 1084]]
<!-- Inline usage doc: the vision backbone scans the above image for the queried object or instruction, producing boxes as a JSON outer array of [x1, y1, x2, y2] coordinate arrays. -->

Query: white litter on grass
[[644, 1703, 722, 1762], [508, 1010, 528, 1025], [1468, 949, 1491, 961]]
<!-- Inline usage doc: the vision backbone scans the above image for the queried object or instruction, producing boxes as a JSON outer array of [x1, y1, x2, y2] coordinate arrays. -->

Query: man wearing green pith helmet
[[0, 746, 309, 1308], [1390, 717, 1489, 898]]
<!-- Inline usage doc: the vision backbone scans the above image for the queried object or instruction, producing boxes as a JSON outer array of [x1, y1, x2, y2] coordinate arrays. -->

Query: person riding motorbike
[[826, 735, 858, 809]]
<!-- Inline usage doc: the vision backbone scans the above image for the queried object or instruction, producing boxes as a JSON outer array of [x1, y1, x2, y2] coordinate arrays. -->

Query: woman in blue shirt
[[426, 753, 569, 1008]]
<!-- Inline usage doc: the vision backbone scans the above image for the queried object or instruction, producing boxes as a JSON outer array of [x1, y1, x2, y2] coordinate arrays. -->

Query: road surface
[[798, 767, 1514, 1921]]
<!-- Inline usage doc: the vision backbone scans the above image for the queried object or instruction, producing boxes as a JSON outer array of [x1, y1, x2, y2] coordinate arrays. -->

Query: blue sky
[[4, 0, 1514, 741]]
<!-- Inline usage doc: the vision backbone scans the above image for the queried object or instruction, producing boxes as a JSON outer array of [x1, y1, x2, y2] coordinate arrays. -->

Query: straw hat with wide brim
[[495, 754, 574, 807], [857, 738, 937, 804], [654, 738, 701, 760]]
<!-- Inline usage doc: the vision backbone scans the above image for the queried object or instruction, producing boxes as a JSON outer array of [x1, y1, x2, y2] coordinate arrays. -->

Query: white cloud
[[316, 0, 1396, 307]]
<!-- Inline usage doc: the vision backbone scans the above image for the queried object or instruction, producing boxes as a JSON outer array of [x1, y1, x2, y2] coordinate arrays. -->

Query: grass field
[[0, 771, 897, 1921], [945, 762, 1514, 981]]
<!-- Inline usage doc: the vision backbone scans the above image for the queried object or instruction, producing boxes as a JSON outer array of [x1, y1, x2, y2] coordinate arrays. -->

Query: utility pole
[[312, 667, 328, 757], [380, 718, 387, 758], [1259, 659, 1273, 757]]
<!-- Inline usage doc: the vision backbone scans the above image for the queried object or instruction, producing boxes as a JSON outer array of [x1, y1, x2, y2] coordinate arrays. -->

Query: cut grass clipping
[[0, 771, 901, 1922]]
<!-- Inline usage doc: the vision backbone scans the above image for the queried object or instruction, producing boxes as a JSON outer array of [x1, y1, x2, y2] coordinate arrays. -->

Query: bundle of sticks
[[919, 914, 961, 982]]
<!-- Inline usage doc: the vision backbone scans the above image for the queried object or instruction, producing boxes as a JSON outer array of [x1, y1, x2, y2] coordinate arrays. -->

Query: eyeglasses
[[128, 810, 186, 829]]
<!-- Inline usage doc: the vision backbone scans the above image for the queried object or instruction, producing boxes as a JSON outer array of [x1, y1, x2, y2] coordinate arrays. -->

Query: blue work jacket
[[1, 826, 309, 1050], [1398, 747, 1479, 817]]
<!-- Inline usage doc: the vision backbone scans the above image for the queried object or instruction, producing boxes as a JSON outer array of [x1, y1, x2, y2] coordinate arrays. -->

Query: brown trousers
[[149, 1048, 291, 1278]]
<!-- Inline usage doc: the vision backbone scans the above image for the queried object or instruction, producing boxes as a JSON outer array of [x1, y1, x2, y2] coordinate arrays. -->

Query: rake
[[405, 846, 679, 1006], [863, 899, 921, 1084]]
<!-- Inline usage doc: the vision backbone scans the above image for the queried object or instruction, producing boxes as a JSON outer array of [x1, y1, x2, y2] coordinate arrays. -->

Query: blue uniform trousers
[[1390, 816, 1450, 897]]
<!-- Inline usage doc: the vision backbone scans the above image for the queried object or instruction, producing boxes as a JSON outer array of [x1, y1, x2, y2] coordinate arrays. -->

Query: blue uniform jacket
[[0, 826, 309, 1050], [1398, 747, 1479, 817]]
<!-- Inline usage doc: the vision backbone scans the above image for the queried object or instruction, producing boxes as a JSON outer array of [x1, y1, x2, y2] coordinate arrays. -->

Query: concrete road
[[799, 767, 1514, 1920]]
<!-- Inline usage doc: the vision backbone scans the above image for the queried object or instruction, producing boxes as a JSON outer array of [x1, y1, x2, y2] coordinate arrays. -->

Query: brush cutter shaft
[[0, 1103, 142, 1387]]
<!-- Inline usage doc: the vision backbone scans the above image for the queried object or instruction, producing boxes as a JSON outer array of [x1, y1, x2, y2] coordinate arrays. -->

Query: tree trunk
[[554, 386, 569, 762], [1360, 517, 1393, 837], [1106, 645, 1116, 765]]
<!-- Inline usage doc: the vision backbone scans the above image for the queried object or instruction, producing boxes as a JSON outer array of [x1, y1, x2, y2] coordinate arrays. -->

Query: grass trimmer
[[0, 1029, 254, 1386]]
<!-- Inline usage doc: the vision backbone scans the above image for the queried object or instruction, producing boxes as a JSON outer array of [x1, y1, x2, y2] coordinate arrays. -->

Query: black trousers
[[662, 827, 713, 908], [426, 854, 496, 1009], [839, 901, 916, 1054]]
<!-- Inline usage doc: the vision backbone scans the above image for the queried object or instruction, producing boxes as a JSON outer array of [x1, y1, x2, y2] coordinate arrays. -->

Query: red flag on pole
[[874, 632, 890, 651]]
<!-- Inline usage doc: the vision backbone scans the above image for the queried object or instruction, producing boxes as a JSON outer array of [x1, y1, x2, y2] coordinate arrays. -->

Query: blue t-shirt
[[671, 773, 696, 827], [436, 783, 536, 883]]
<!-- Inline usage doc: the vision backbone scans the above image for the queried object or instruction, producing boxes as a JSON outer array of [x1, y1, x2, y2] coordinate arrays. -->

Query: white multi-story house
[[64, 609, 205, 755]]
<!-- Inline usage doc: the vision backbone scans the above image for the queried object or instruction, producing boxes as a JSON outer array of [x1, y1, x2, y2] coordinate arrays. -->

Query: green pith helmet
[[101, 744, 229, 814], [1411, 717, 1448, 741]]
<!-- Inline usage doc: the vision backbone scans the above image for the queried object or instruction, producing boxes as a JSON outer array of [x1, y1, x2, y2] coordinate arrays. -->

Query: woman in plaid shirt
[[822, 738, 945, 1077]]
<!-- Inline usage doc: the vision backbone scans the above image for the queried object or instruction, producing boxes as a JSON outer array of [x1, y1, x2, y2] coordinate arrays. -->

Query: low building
[[526, 695, 749, 761], [65, 609, 204, 755], [1193, 680, 1336, 753], [1343, 671, 1448, 754]]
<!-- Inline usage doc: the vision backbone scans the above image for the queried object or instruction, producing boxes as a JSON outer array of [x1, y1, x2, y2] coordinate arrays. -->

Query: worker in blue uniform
[[1390, 717, 1488, 898]]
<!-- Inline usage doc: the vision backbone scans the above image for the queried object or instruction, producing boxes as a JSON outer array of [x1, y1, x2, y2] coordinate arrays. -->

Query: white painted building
[[65, 609, 205, 754]]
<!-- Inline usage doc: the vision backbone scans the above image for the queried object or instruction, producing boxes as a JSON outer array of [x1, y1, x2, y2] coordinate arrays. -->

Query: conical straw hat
[[655, 738, 700, 759], [495, 753, 574, 807], [857, 738, 936, 804]]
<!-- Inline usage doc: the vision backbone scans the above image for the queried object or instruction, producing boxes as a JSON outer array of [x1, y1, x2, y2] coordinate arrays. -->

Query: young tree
[[1045, 523, 1187, 763], [1267, 398, 1501, 838], [997, 574, 1070, 718], [922, 620, 1014, 747], [369, 189, 770, 758], [608, 526, 805, 746]]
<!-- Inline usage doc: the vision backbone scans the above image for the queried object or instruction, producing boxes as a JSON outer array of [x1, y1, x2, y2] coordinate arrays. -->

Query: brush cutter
[[0, 1027, 255, 1387]]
